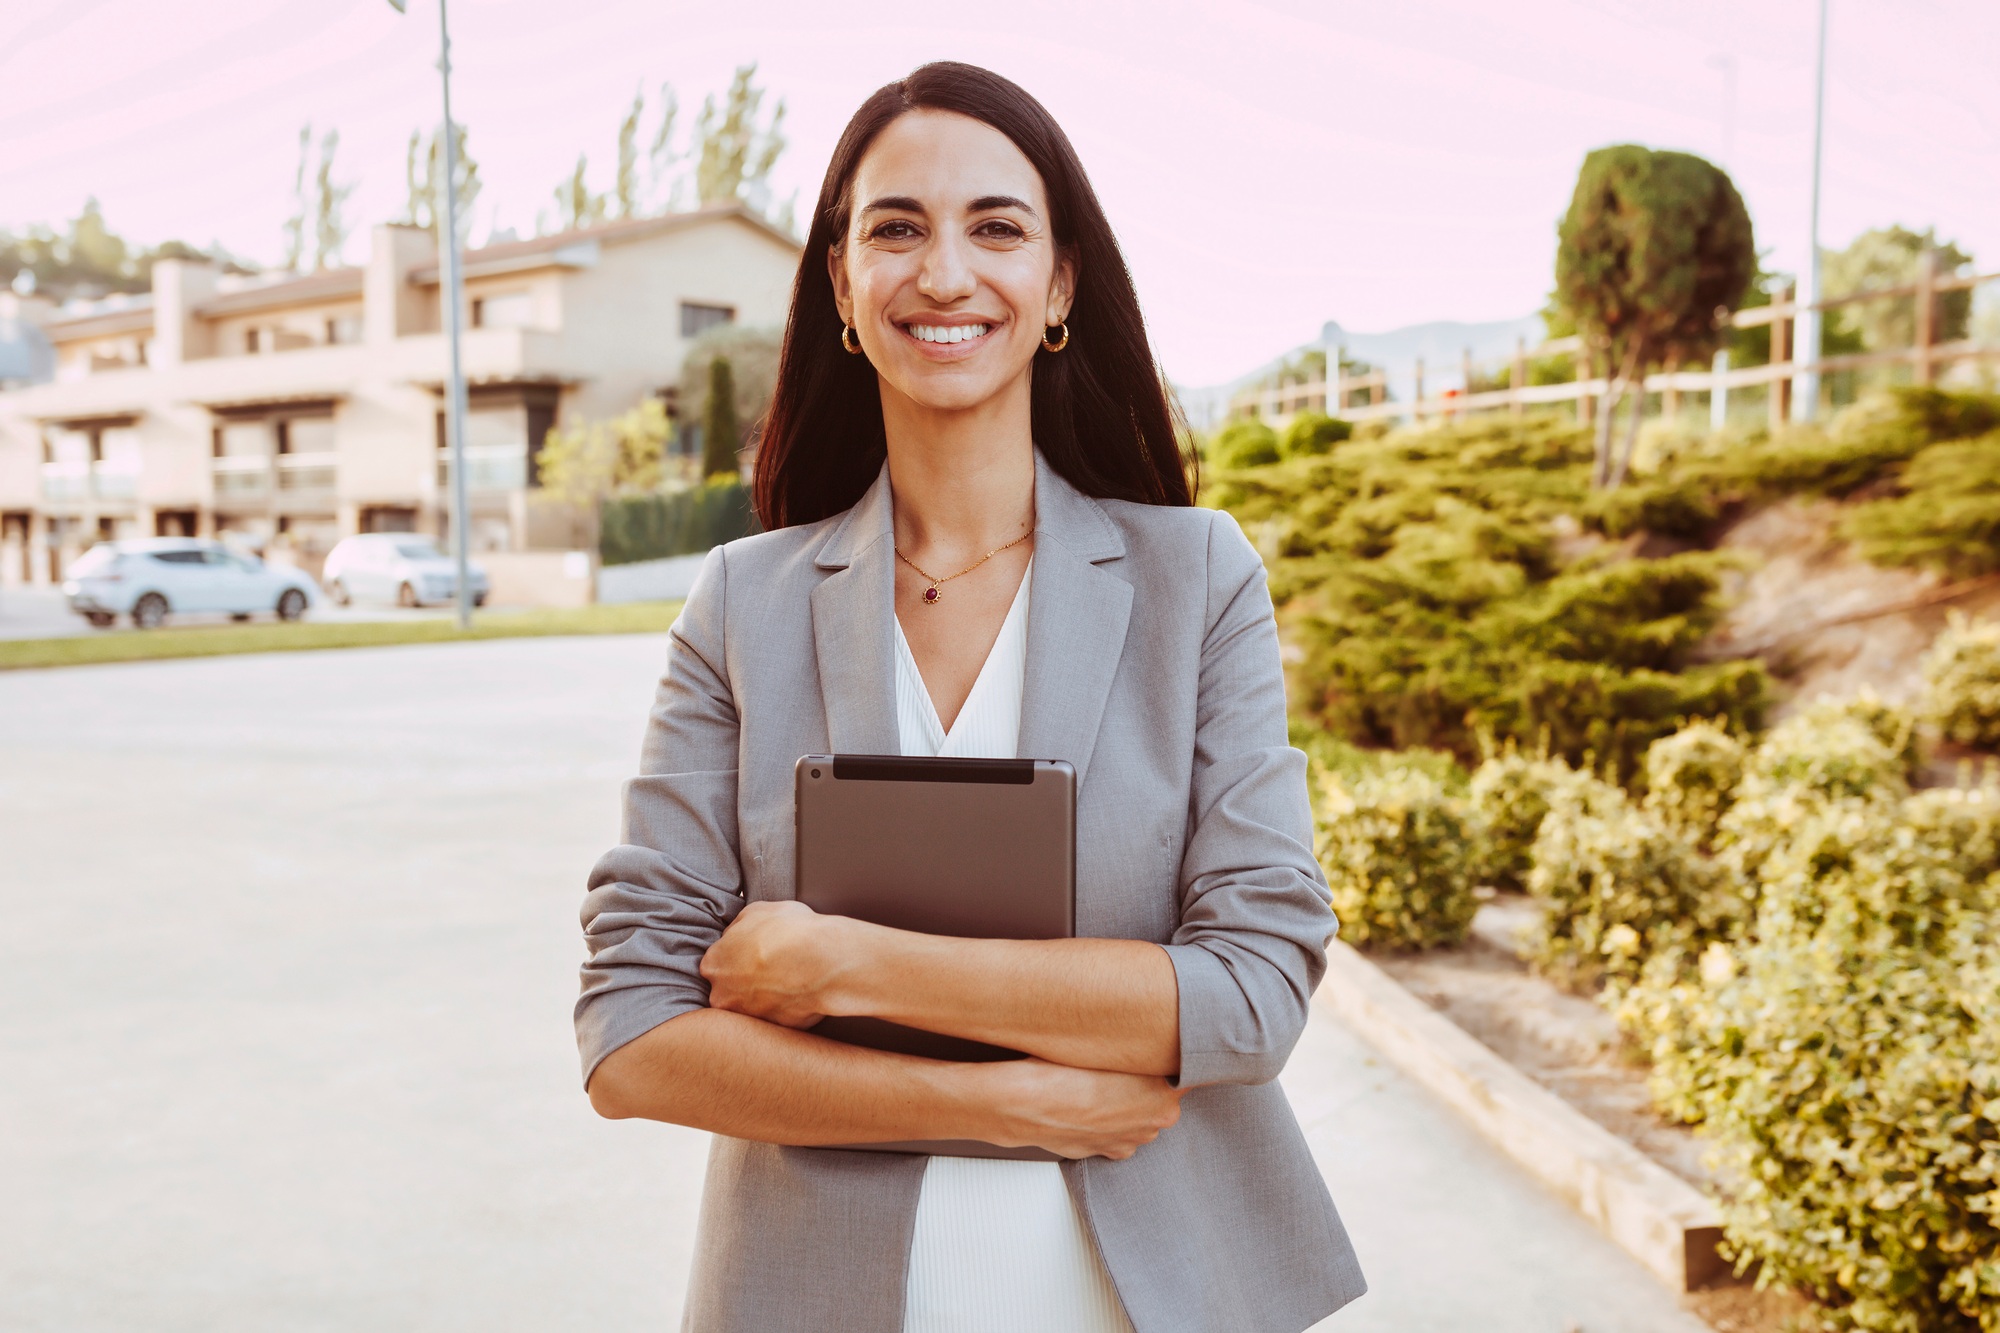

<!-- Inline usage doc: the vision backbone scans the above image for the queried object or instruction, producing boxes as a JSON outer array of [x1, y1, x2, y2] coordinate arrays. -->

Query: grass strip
[[0, 601, 684, 671]]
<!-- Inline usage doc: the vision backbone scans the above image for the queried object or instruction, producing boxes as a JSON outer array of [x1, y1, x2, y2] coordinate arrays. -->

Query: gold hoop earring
[[1041, 322, 1070, 353], [841, 324, 863, 355]]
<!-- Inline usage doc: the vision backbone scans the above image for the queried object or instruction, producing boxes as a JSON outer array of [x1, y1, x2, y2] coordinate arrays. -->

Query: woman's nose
[[916, 232, 977, 303]]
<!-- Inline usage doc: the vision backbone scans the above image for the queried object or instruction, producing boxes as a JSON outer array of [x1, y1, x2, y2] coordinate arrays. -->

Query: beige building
[[0, 204, 799, 586]]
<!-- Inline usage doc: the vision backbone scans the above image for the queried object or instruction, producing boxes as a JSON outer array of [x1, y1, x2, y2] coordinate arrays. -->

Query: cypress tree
[[701, 355, 741, 479]]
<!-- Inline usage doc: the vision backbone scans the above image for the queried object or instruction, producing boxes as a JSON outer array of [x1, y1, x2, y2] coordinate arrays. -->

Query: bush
[[1469, 745, 1587, 891], [1923, 612, 2000, 748], [1620, 784, 2000, 1332], [1315, 768, 1479, 950], [1525, 775, 1720, 986], [599, 477, 756, 566], [1278, 410, 1352, 458], [1642, 720, 1746, 847], [1208, 418, 1281, 469]]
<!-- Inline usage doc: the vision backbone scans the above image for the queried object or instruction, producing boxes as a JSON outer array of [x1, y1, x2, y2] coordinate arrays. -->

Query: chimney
[[366, 223, 439, 345], [151, 258, 219, 366]]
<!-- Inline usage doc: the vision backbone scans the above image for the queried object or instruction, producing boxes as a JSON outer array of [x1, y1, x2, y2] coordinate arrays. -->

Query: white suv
[[322, 534, 490, 608], [63, 539, 318, 630]]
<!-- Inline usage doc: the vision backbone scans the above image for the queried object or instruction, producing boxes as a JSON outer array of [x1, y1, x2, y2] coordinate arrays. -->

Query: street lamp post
[[1797, 0, 1831, 424], [388, 0, 473, 629]]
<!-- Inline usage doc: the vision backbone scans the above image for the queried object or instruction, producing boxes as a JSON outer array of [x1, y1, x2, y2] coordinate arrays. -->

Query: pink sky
[[3, 0, 1995, 385]]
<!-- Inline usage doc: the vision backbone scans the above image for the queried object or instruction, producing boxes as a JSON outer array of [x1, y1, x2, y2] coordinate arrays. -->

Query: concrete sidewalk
[[0, 637, 1705, 1332]]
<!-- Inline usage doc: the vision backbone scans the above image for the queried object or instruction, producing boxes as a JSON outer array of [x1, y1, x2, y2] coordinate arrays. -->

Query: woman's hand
[[974, 1058, 1185, 1161], [701, 901, 856, 1029]]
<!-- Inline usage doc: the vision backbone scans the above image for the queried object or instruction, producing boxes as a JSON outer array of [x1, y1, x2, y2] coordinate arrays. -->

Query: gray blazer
[[576, 453, 1367, 1333]]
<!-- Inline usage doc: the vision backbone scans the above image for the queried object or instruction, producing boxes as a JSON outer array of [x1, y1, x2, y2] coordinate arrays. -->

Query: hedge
[[600, 478, 755, 566], [1315, 767, 1479, 950]]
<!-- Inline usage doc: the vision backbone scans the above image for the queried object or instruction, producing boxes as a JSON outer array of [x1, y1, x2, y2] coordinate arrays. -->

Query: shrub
[[1469, 745, 1587, 891], [1923, 612, 2000, 748], [599, 477, 756, 566], [1842, 431, 2000, 577], [1620, 784, 2000, 1332], [1642, 720, 1746, 846], [1208, 418, 1280, 469], [1315, 768, 1479, 950], [1747, 708, 1910, 802], [1278, 410, 1352, 458], [1525, 773, 1720, 986]]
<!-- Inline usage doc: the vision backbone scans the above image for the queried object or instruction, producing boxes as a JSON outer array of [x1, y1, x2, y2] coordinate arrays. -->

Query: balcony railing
[[39, 461, 139, 504], [437, 444, 528, 492]]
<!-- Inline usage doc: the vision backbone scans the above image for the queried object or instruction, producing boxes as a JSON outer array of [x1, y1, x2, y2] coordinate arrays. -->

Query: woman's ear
[[826, 245, 854, 326], [1047, 250, 1078, 326]]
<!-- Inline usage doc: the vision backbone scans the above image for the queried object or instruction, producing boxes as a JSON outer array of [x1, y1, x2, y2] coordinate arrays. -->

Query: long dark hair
[[752, 61, 1193, 529]]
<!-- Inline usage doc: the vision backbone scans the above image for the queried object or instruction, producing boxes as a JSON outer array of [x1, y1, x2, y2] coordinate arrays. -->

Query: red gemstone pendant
[[922, 586, 940, 605]]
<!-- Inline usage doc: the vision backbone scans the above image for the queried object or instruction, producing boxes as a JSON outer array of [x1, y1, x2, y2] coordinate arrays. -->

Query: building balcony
[[39, 461, 139, 506]]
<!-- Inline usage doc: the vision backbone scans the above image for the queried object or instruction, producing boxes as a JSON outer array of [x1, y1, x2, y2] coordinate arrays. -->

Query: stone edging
[[1314, 940, 1728, 1292]]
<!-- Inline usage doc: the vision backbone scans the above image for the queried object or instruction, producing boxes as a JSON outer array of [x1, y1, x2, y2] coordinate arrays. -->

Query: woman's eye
[[873, 220, 919, 241], [976, 221, 1025, 240]]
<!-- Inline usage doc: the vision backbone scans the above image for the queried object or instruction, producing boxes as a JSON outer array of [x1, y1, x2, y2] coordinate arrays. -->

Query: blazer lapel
[[1018, 454, 1132, 787], [810, 465, 900, 755]]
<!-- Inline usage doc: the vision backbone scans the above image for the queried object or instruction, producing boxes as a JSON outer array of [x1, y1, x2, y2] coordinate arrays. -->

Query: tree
[[702, 356, 743, 478], [535, 400, 670, 549], [1824, 226, 1975, 352], [692, 64, 787, 215], [282, 125, 354, 270], [550, 155, 608, 233], [680, 324, 782, 450], [1555, 145, 1756, 489], [403, 123, 482, 245]]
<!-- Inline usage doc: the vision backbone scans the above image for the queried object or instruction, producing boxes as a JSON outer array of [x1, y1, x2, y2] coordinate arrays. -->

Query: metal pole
[[436, 0, 473, 628], [1796, 0, 1829, 423]]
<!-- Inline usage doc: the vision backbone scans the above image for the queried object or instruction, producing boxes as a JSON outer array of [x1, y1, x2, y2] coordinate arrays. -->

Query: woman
[[576, 61, 1365, 1333]]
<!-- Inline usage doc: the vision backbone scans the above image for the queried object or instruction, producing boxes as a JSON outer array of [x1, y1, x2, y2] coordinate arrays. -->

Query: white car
[[322, 533, 489, 608], [63, 539, 318, 630]]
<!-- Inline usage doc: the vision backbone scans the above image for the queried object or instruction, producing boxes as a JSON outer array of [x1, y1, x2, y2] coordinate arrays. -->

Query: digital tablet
[[793, 753, 1075, 1160]]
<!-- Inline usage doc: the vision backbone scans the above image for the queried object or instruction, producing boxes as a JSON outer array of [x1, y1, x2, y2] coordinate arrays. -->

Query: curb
[[1315, 940, 1727, 1292]]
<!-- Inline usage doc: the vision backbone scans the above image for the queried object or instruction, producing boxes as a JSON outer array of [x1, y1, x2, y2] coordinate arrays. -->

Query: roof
[[44, 298, 155, 342], [194, 268, 364, 318], [406, 202, 799, 285]]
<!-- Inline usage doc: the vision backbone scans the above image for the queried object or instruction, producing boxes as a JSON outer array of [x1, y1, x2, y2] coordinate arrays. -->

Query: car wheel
[[132, 593, 169, 630], [84, 611, 114, 629], [327, 578, 350, 607], [229, 612, 252, 622], [473, 592, 488, 608], [397, 581, 418, 608], [276, 589, 308, 622]]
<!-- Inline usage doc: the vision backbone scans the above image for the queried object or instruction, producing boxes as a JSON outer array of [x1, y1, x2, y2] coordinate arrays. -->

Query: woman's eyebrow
[[968, 195, 1036, 217], [858, 195, 926, 218]]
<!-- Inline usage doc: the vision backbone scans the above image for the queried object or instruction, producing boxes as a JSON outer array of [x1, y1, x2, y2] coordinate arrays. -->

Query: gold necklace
[[896, 529, 1032, 606]]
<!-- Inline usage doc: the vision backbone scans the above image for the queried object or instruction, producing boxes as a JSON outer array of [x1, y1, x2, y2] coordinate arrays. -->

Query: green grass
[[0, 600, 685, 671]]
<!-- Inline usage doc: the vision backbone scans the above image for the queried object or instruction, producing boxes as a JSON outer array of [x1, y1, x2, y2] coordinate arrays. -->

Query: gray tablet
[[793, 753, 1075, 1160]]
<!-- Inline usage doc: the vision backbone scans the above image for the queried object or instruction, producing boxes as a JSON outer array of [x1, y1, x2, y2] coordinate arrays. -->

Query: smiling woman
[[575, 61, 1365, 1333]]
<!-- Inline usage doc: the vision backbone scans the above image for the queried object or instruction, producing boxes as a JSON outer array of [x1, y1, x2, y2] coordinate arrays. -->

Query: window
[[245, 327, 261, 354], [680, 302, 735, 338], [472, 291, 534, 329]]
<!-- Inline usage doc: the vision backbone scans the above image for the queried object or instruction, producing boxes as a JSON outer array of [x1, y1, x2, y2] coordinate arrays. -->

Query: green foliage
[[1214, 412, 1770, 778], [1278, 411, 1352, 459], [0, 200, 250, 303], [1208, 418, 1281, 469], [1642, 720, 1746, 846], [599, 476, 755, 566], [1556, 145, 1756, 377], [682, 325, 782, 446], [283, 124, 354, 271], [1619, 782, 2000, 1332], [1469, 745, 1588, 891], [693, 64, 788, 212], [405, 123, 482, 240], [1315, 768, 1479, 950], [702, 356, 743, 478], [537, 400, 670, 512], [1922, 613, 2000, 748], [1844, 431, 2000, 577], [1824, 225, 1976, 350], [1525, 774, 1720, 987]]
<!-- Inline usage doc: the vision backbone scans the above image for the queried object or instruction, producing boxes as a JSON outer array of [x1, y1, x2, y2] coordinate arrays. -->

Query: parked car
[[63, 539, 319, 630], [321, 534, 490, 608]]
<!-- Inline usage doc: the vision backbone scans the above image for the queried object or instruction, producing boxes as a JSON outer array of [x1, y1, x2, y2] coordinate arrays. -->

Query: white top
[[892, 560, 1133, 1333]]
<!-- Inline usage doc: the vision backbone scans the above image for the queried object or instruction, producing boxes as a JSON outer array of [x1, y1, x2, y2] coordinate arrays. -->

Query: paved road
[[0, 638, 1708, 1333]]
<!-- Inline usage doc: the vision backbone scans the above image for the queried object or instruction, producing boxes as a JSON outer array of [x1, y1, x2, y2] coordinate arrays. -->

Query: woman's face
[[829, 109, 1075, 416]]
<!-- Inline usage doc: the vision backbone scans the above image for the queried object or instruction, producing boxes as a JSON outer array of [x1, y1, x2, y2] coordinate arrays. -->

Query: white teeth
[[909, 323, 989, 344]]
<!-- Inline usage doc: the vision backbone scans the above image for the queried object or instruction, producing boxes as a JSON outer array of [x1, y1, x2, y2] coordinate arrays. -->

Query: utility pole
[[388, 0, 473, 629], [1796, 0, 1830, 423]]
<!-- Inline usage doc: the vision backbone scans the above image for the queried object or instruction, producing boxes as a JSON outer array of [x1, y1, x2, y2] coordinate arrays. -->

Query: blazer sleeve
[[1162, 510, 1335, 1088], [573, 545, 747, 1087]]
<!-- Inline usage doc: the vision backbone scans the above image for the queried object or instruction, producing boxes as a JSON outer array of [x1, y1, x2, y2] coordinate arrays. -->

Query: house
[[0, 204, 799, 586]]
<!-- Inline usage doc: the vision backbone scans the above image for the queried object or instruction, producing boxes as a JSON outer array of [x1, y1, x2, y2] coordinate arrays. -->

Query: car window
[[394, 540, 441, 560], [202, 549, 233, 565], [152, 550, 206, 565]]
